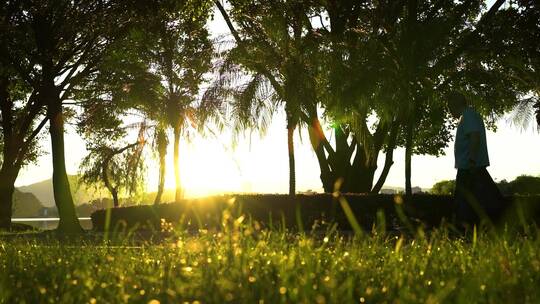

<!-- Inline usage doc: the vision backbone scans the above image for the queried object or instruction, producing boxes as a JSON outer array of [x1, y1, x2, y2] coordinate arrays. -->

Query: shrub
[[90, 194, 540, 232]]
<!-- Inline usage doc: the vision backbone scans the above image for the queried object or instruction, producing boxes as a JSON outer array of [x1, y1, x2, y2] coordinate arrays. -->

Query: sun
[[151, 135, 246, 198]]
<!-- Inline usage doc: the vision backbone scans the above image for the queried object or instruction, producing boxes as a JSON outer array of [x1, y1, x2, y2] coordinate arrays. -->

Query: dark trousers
[[455, 167, 504, 223]]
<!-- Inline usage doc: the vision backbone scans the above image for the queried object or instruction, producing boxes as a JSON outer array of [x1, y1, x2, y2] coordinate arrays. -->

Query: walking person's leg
[[475, 168, 505, 220], [455, 169, 478, 224]]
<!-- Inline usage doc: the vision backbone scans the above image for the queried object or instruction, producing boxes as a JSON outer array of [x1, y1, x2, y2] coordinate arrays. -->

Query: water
[[12, 218, 93, 230]]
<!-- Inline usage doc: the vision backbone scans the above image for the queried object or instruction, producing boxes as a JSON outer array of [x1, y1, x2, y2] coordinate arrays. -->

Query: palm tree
[[508, 97, 540, 132], [213, 0, 321, 196], [130, 2, 213, 203]]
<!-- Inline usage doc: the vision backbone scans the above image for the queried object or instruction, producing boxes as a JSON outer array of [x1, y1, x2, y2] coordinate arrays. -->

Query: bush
[[91, 194, 456, 232], [507, 175, 540, 195], [430, 180, 456, 195], [90, 194, 540, 232]]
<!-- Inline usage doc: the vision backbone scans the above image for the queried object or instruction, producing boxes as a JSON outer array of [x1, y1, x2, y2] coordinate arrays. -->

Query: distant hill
[[15, 176, 427, 208], [15, 174, 173, 208], [17, 175, 106, 207], [12, 189, 45, 217]]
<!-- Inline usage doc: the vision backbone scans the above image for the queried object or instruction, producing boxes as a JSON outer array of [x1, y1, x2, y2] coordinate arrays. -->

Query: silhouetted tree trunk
[[287, 122, 296, 195], [404, 0, 417, 197], [0, 78, 15, 229], [101, 158, 120, 208], [0, 78, 14, 230], [405, 123, 413, 196], [371, 122, 399, 193], [0, 172, 16, 230], [307, 116, 334, 192], [173, 123, 182, 202], [154, 128, 167, 205], [46, 84, 82, 232], [307, 112, 392, 194]]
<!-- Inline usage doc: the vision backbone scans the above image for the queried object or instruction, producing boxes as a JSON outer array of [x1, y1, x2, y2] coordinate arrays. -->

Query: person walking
[[447, 92, 503, 224]]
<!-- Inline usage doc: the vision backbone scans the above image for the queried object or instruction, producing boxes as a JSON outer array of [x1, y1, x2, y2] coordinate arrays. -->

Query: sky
[[14, 2, 540, 197]]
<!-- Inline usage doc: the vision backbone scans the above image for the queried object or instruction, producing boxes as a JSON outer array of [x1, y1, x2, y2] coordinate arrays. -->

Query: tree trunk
[[101, 155, 118, 207], [306, 115, 382, 193], [349, 141, 377, 193], [47, 93, 82, 233], [405, 123, 413, 196], [101, 142, 140, 207], [154, 128, 167, 205], [0, 79, 16, 230], [0, 171, 16, 230], [287, 123, 296, 195], [307, 117, 334, 192], [173, 124, 182, 202], [111, 188, 119, 208], [371, 122, 399, 193]]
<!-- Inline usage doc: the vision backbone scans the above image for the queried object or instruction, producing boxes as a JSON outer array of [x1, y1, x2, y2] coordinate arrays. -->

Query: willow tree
[[79, 138, 146, 208], [74, 25, 162, 206]]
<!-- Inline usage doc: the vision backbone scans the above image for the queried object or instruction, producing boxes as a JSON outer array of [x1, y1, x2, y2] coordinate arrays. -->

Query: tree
[[505, 175, 540, 196], [2, 0, 145, 232], [490, 1, 540, 131], [79, 140, 146, 208], [134, 0, 213, 203], [76, 0, 212, 205], [213, 0, 321, 195], [309, 0, 402, 194], [0, 4, 49, 229], [0, 67, 46, 229], [78, 116, 147, 208], [318, 0, 527, 195], [430, 180, 455, 195]]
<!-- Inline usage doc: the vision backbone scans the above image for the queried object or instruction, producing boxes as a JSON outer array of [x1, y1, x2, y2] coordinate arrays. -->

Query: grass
[[1, 220, 540, 303]]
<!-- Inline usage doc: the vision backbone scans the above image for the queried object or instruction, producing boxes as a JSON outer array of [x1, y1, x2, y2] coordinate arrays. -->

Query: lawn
[[1, 223, 539, 303]]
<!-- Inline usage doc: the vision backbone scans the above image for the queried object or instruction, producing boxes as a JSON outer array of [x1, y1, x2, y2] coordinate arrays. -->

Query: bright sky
[[14, 2, 540, 197]]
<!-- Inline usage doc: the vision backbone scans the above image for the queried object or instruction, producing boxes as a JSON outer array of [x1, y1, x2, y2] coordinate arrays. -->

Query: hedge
[[90, 194, 540, 232]]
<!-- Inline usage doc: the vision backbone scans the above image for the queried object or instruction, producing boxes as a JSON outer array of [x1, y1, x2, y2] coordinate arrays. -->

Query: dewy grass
[[1, 224, 539, 303]]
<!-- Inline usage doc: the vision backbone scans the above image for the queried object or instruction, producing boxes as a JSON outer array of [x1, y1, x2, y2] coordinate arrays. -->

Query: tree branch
[[214, 0, 285, 99], [431, 0, 506, 76], [14, 115, 48, 169]]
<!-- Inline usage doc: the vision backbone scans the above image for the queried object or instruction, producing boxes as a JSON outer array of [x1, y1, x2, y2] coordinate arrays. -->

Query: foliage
[[1, 225, 540, 303], [0, 72, 45, 168], [211, 0, 536, 194], [496, 1, 540, 130], [431, 175, 540, 196], [499, 175, 540, 196], [430, 180, 456, 196], [0, 0, 150, 231], [79, 140, 147, 205], [83, 0, 215, 202]]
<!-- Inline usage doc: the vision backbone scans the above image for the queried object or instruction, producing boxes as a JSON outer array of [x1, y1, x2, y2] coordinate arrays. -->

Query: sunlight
[[148, 132, 247, 198]]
